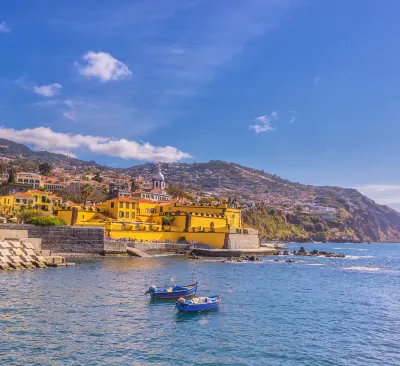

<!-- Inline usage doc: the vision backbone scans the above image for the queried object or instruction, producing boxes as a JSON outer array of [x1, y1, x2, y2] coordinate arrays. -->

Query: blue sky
[[1, 1, 400, 208]]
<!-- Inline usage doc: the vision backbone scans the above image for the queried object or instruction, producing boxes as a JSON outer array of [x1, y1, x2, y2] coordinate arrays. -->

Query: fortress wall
[[223, 231, 260, 249], [0, 225, 104, 253]]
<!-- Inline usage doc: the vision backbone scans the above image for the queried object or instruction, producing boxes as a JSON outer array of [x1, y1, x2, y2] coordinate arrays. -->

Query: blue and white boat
[[175, 295, 221, 312], [145, 283, 198, 299]]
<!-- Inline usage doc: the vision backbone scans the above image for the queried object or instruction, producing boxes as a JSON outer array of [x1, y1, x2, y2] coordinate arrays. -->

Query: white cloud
[[48, 150, 77, 158], [0, 21, 11, 33], [77, 51, 132, 81], [249, 112, 277, 133], [0, 126, 191, 162], [63, 111, 77, 121], [33, 83, 63, 97], [357, 184, 400, 207], [289, 117, 296, 123]]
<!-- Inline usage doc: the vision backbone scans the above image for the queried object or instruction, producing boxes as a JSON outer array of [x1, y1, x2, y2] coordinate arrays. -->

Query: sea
[[1, 243, 400, 365]]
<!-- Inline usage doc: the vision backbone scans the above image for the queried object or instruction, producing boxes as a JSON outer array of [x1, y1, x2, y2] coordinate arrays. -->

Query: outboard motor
[[145, 285, 157, 294]]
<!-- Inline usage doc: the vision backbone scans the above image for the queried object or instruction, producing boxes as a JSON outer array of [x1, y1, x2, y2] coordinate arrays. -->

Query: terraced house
[[16, 172, 41, 188]]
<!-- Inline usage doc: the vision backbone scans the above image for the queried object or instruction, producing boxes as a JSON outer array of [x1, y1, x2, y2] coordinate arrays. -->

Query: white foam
[[306, 263, 326, 266], [344, 255, 375, 259], [333, 248, 369, 251], [343, 266, 382, 272]]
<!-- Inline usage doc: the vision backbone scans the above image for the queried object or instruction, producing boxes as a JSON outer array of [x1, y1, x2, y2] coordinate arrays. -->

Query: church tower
[[152, 163, 165, 190]]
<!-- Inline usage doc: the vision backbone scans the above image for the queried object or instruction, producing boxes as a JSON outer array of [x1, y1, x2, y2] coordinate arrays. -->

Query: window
[[111, 202, 114, 208], [119, 202, 123, 208], [131, 212, 135, 218], [18, 179, 22, 182], [125, 212, 129, 218], [119, 212, 124, 218], [155, 181, 159, 188], [131, 203, 135, 209], [24, 179, 28, 183], [145, 208, 149, 213], [126, 202, 129, 209], [16, 199, 20, 203], [41, 196, 46, 203]]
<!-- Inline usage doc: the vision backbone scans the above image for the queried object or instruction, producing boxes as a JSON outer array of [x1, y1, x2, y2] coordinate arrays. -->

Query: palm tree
[[80, 184, 94, 204]]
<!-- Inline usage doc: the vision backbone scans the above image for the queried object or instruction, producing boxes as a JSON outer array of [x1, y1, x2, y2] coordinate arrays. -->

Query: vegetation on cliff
[[242, 202, 400, 243]]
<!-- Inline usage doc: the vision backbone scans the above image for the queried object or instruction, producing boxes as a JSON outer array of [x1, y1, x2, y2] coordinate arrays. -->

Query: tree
[[93, 172, 104, 183], [131, 179, 140, 192], [7, 168, 15, 183], [80, 184, 94, 204], [294, 204, 303, 216], [199, 197, 215, 204], [39, 162, 52, 176]]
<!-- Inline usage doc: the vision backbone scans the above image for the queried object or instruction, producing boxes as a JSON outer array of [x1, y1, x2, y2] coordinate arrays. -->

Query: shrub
[[25, 215, 67, 226], [162, 214, 174, 225], [17, 209, 50, 222]]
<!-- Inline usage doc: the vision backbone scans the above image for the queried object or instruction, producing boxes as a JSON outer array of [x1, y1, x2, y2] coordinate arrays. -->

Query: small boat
[[145, 283, 198, 299], [175, 295, 221, 312]]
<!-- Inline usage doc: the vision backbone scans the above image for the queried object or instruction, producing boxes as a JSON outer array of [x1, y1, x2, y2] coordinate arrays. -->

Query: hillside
[[0, 138, 104, 169], [1, 139, 400, 242]]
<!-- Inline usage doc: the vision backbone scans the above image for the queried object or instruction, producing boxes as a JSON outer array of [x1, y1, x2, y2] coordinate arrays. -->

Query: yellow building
[[55, 196, 245, 248], [0, 189, 62, 217], [54, 166, 256, 249]]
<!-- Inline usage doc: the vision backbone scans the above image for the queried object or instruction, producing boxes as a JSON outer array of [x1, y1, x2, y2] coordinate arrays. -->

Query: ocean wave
[[344, 255, 375, 259], [343, 266, 382, 272], [333, 248, 369, 251], [306, 263, 326, 266]]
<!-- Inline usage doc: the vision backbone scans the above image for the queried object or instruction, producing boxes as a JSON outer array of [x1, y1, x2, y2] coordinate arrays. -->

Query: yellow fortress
[[55, 168, 259, 249]]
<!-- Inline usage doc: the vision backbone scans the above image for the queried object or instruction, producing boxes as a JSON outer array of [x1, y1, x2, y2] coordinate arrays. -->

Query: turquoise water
[[1, 243, 400, 365]]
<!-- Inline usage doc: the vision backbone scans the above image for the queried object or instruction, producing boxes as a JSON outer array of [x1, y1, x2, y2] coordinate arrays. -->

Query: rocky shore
[[281, 246, 345, 258], [221, 255, 263, 263]]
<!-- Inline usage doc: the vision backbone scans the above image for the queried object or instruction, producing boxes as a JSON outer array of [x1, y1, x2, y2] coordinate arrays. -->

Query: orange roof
[[108, 197, 138, 203], [14, 192, 33, 197], [29, 189, 46, 194], [158, 201, 174, 206]]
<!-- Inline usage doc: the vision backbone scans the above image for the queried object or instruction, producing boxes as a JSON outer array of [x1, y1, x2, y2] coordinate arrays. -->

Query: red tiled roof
[[14, 192, 33, 197], [29, 189, 45, 194], [108, 197, 139, 203]]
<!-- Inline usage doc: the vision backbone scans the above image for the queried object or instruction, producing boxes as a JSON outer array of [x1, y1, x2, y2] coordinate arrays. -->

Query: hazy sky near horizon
[[1, 1, 400, 208]]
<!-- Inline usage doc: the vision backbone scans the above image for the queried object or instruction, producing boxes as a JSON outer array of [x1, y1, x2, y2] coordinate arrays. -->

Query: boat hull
[[175, 295, 220, 312], [150, 283, 197, 299]]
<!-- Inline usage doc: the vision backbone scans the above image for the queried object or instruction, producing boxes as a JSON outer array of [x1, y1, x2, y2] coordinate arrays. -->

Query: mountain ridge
[[1, 138, 399, 242]]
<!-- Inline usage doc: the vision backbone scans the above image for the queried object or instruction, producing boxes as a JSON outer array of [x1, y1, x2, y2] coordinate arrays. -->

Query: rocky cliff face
[[242, 194, 400, 243]]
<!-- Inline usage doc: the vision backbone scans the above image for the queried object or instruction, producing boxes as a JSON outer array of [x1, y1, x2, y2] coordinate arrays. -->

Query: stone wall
[[0, 224, 104, 254], [103, 240, 127, 254], [133, 242, 190, 253], [223, 229, 260, 249]]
